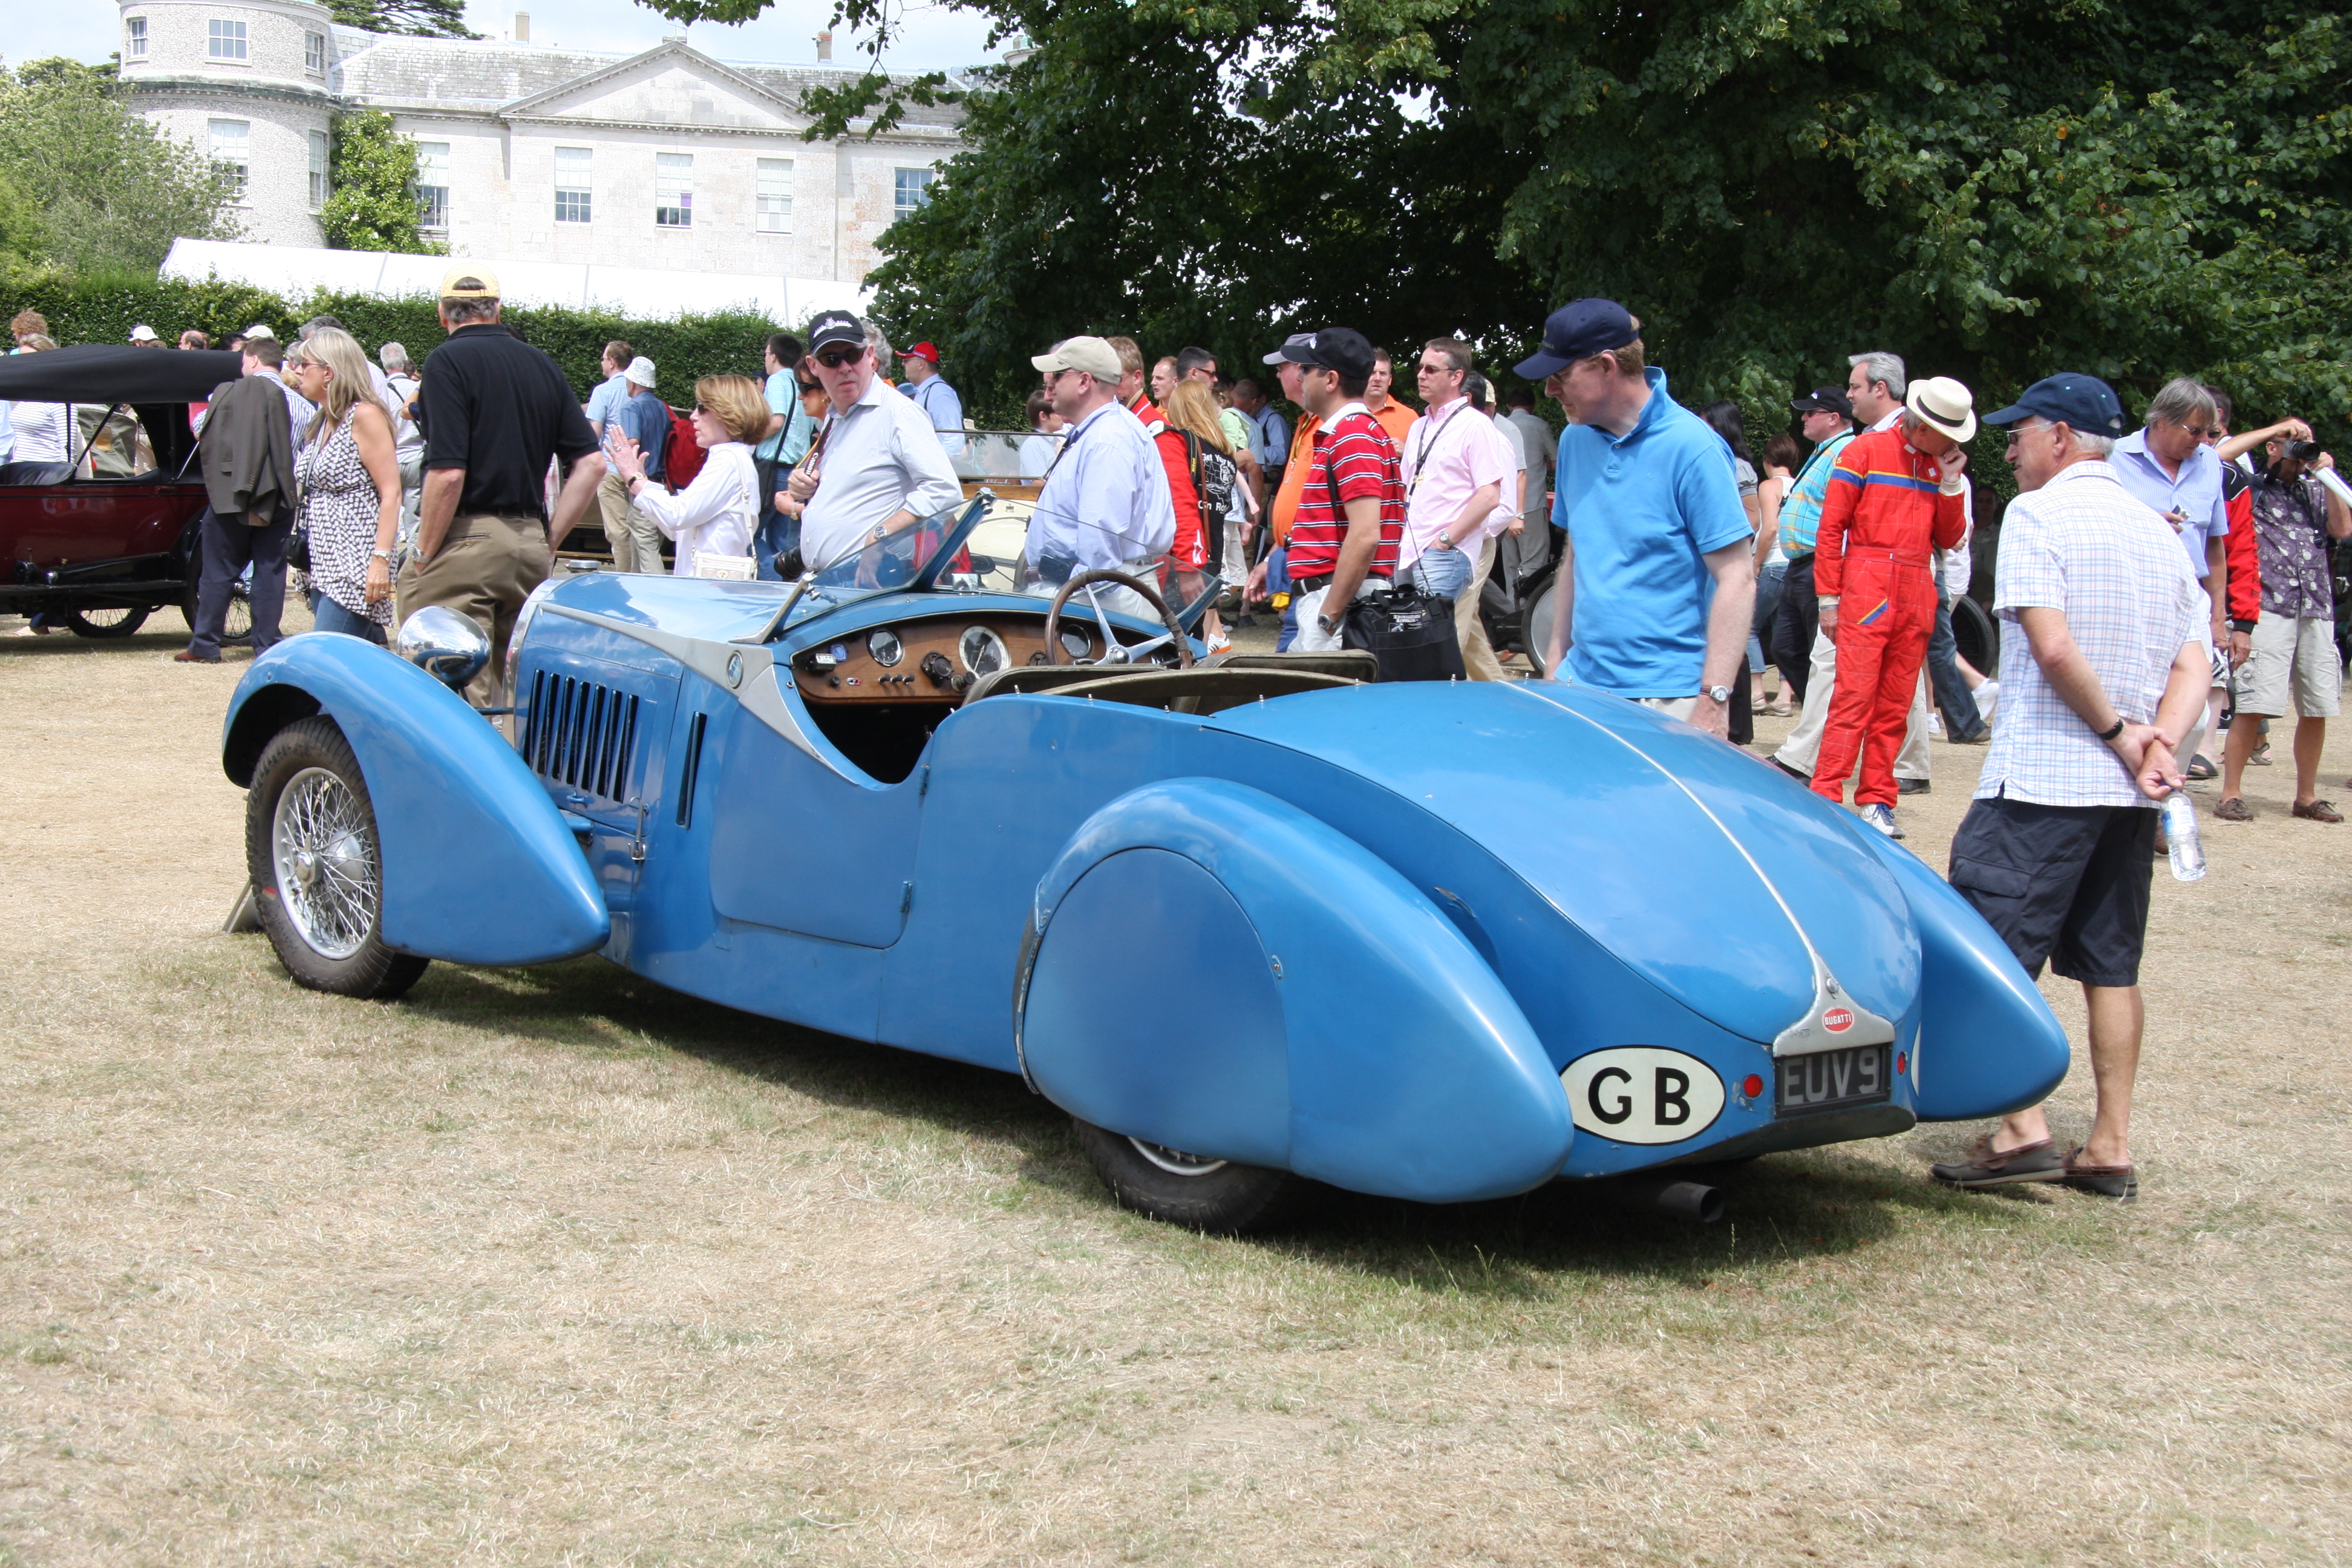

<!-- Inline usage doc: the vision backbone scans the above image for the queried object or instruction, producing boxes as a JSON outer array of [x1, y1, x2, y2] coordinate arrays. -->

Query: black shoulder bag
[[1325, 459, 1466, 682]]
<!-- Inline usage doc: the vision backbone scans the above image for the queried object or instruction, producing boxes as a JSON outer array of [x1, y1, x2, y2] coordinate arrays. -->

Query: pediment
[[503, 44, 808, 134]]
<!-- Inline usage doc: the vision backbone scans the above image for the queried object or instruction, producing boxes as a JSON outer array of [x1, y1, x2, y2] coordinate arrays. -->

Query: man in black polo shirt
[[402, 264, 604, 706]]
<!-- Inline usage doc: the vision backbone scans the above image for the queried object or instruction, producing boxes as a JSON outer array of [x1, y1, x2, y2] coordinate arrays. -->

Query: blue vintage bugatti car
[[220, 498, 2069, 1229]]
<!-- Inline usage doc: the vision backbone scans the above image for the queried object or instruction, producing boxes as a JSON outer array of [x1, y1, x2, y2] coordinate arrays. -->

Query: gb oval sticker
[[1823, 1007, 1855, 1034], [1561, 1047, 1726, 1145]]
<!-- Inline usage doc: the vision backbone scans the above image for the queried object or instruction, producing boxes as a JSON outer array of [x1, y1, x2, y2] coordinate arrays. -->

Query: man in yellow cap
[[403, 264, 604, 707]]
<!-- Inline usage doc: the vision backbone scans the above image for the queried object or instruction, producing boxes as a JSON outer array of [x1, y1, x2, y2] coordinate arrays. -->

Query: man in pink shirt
[[1400, 336, 1514, 677]]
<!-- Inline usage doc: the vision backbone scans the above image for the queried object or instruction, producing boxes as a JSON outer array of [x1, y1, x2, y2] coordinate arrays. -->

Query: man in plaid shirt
[[1930, 374, 2210, 1203]]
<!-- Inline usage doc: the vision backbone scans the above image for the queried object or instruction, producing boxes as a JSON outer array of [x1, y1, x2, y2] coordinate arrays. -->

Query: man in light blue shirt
[[2108, 376, 2231, 771], [1026, 334, 1175, 622], [900, 342, 965, 457], [1518, 299, 1754, 737], [753, 332, 815, 580], [583, 341, 632, 436]]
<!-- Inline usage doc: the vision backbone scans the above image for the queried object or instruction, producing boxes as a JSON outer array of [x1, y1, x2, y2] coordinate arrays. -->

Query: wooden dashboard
[[791, 614, 1103, 704]]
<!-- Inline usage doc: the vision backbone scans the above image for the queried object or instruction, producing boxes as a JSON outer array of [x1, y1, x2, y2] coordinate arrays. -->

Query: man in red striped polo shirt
[[1266, 328, 1406, 651]]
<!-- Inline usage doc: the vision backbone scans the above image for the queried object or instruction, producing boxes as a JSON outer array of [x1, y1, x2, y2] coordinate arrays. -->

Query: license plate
[[1775, 1044, 1893, 1117]]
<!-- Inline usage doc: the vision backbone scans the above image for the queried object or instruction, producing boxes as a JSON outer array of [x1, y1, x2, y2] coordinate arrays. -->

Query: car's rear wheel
[[183, 569, 254, 647], [63, 606, 150, 638], [1951, 593, 1999, 678], [1073, 1119, 1303, 1233], [245, 716, 428, 1001]]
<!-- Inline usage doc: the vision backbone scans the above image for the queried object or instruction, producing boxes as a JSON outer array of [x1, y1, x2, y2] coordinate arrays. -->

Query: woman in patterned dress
[[286, 328, 403, 642]]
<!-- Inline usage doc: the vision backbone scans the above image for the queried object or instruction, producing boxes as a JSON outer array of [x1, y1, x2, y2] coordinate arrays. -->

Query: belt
[[1842, 546, 1932, 567], [1292, 570, 1392, 597]]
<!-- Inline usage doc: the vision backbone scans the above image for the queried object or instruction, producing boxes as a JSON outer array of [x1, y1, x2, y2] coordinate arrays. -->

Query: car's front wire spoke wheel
[[244, 717, 428, 1001]]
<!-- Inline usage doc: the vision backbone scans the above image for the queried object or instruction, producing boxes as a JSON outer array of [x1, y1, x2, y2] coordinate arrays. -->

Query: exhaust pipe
[[1606, 1175, 1725, 1224]]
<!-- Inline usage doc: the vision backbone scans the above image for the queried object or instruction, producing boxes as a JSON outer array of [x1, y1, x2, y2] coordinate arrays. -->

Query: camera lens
[[2286, 439, 2321, 461]]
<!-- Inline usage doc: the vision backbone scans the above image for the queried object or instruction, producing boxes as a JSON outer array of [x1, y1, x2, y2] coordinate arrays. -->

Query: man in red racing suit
[[1811, 379, 1978, 825]]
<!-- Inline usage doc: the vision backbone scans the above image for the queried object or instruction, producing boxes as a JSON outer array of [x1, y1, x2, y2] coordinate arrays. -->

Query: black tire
[[183, 569, 254, 647], [1951, 593, 1999, 678], [62, 606, 151, 638], [244, 716, 428, 1001], [1522, 577, 1562, 678], [1073, 1118, 1304, 1233]]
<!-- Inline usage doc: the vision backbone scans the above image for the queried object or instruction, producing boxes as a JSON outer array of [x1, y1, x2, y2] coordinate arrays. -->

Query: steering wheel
[[1044, 569, 1196, 668]]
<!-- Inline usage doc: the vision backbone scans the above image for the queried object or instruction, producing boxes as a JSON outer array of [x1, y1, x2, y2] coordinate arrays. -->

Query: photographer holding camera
[[2213, 420, 2352, 823]]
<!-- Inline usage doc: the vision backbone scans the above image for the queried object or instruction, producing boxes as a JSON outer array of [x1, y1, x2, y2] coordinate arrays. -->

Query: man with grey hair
[[377, 341, 423, 547], [2111, 376, 2232, 778], [1846, 351, 1908, 433], [1932, 374, 2204, 1203]]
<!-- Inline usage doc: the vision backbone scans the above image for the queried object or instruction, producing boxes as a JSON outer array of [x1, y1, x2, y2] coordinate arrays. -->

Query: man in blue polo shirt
[[2109, 377, 2232, 776], [1521, 299, 1755, 739]]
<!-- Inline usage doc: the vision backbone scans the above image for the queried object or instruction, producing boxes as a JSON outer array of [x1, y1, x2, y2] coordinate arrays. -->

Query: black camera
[[2285, 438, 2321, 462]]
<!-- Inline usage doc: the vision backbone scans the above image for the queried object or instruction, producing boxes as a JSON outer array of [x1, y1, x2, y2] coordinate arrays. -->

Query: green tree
[[0, 56, 242, 275], [638, 0, 2352, 443], [326, 0, 480, 38], [322, 109, 444, 253]]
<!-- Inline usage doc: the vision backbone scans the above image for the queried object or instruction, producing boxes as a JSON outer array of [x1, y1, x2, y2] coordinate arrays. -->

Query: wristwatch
[[1316, 613, 1335, 633], [369, 549, 393, 563], [1705, 684, 1733, 705], [870, 521, 889, 543]]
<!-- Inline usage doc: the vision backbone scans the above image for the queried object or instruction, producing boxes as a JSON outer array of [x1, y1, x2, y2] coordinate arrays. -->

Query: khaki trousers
[[1453, 534, 1508, 681], [598, 467, 665, 574], [395, 513, 549, 709], [1774, 629, 1929, 782]]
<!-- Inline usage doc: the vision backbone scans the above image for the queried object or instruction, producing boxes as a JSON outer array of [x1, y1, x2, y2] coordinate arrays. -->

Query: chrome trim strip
[[1508, 686, 1892, 1057]]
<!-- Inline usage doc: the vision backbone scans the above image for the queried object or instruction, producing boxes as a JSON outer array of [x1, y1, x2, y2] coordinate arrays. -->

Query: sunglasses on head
[[814, 346, 864, 369]]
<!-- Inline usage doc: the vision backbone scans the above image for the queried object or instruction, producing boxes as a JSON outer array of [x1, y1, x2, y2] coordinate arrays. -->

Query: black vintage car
[[1, 344, 252, 640]]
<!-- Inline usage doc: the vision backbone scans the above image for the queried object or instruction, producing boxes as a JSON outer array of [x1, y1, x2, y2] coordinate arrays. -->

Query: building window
[[655, 152, 692, 228], [755, 158, 792, 233], [125, 16, 147, 58], [304, 31, 327, 74], [416, 141, 450, 232], [207, 19, 248, 60], [208, 119, 249, 200], [893, 167, 933, 220], [308, 130, 329, 209], [554, 146, 592, 224]]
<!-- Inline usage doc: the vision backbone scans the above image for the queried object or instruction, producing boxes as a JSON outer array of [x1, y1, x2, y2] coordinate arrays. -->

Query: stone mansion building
[[120, 0, 970, 284]]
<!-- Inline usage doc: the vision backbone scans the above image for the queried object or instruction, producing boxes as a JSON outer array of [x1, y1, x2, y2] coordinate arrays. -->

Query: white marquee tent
[[160, 239, 874, 325]]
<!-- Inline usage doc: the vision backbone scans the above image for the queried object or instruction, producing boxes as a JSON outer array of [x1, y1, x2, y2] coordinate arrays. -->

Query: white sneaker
[[1927, 712, 1945, 737], [1861, 803, 1906, 839], [1974, 680, 2000, 723]]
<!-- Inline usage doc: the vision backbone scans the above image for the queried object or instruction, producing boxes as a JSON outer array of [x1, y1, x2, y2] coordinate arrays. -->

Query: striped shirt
[[1285, 403, 1405, 581], [1975, 461, 2200, 808]]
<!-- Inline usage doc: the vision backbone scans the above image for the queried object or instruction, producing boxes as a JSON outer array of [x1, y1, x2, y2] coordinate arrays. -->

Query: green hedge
[[4, 264, 782, 399]]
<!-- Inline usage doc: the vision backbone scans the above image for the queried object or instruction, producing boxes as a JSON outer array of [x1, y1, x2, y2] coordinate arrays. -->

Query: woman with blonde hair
[[609, 373, 765, 575], [286, 327, 403, 642], [1160, 378, 1243, 649]]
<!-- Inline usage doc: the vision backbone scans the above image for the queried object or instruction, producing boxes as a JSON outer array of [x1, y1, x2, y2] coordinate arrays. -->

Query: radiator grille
[[525, 669, 641, 803]]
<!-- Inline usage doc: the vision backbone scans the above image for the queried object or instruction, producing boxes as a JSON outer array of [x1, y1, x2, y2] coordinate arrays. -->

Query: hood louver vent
[[525, 669, 642, 804]]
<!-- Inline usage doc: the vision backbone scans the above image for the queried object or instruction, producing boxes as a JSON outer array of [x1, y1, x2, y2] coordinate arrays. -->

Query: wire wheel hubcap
[[272, 767, 379, 960], [1129, 1138, 1229, 1178]]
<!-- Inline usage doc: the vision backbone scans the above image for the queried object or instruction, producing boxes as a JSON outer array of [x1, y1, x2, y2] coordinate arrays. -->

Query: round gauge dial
[[866, 627, 904, 667], [1059, 628, 1092, 660], [958, 625, 1010, 678]]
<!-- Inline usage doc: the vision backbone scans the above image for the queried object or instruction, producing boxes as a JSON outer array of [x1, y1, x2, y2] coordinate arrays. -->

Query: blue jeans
[[1928, 587, 1986, 740], [310, 589, 387, 644], [1749, 558, 1786, 675], [1410, 541, 1474, 602]]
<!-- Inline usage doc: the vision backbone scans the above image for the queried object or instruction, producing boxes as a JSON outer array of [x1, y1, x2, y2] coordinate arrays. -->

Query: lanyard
[[1408, 400, 1468, 494]]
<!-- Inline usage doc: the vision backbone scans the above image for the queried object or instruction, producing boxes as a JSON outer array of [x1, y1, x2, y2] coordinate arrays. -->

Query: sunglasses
[[814, 347, 864, 369]]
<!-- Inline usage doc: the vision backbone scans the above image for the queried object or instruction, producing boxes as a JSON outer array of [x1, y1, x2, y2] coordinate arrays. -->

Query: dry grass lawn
[[2, 621, 2350, 1566]]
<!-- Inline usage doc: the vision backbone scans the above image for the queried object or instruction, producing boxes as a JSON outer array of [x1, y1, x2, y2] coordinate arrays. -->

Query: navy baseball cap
[[1790, 385, 1854, 418], [1515, 298, 1638, 379], [1984, 373, 2126, 437], [1268, 327, 1376, 383], [807, 310, 867, 353]]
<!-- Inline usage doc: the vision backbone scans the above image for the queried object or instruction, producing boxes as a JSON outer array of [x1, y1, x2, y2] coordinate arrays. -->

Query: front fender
[[1862, 835, 2070, 1120], [1017, 779, 1573, 1203], [223, 634, 610, 966]]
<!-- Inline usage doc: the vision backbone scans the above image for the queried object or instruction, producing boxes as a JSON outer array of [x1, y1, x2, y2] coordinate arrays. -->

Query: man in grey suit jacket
[[177, 342, 299, 664]]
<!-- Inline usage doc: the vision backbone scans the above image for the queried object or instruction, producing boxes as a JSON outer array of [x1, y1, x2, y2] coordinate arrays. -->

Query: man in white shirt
[[1930, 374, 2205, 1203], [1775, 350, 1932, 786], [786, 312, 964, 570], [1024, 335, 1176, 622]]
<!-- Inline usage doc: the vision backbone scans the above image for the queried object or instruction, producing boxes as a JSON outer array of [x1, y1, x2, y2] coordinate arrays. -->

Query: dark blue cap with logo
[[1515, 298, 1638, 379], [1266, 327, 1376, 383], [1983, 373, 2126, 437]]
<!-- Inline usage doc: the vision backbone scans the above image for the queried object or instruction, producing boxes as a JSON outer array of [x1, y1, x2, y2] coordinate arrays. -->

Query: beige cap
[[1031, 335, 1120, 382], [1905, 376, 1977, 443], [439, 263, 501, 299]]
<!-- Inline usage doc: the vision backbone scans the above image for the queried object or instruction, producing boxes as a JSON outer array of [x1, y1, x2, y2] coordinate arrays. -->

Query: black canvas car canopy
[[0, 345, 244, 404]]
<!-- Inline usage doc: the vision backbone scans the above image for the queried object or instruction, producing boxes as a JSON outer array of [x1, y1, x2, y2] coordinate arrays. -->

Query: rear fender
[[223, 634, 610, 965], [1016, 779, 1573, 1203], [1863, 835, 2070, 1119]]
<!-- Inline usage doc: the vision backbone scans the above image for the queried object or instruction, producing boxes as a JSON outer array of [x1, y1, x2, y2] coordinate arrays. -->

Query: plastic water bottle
[[2161, 790, 2206, 882]]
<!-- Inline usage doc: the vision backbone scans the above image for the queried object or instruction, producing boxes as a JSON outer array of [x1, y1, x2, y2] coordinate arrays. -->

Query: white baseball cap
[[128, 323, 159, 342]]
